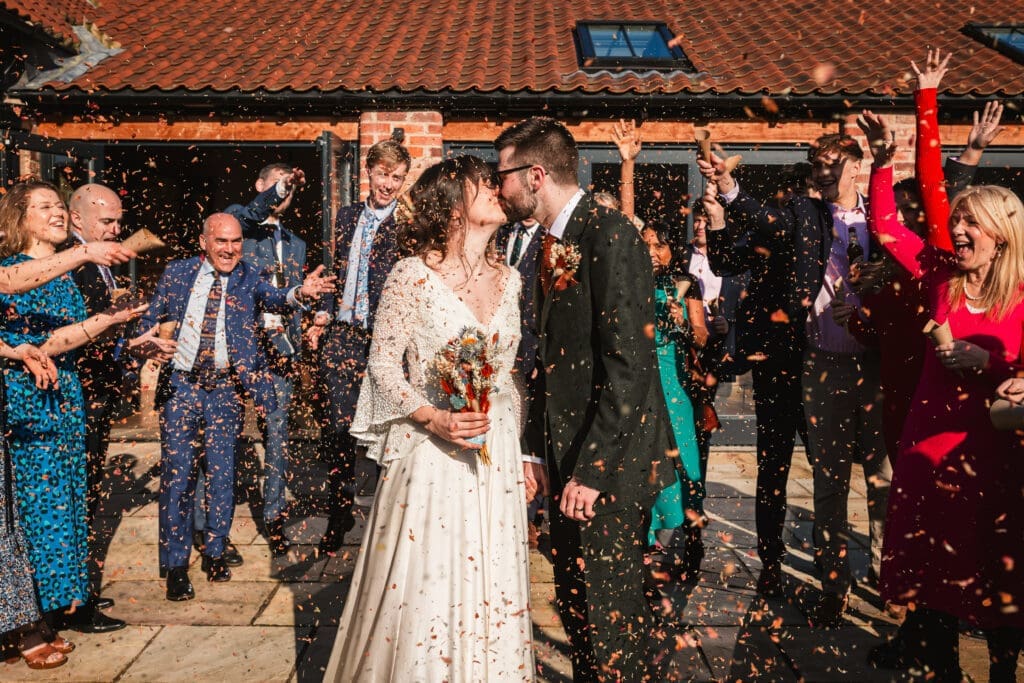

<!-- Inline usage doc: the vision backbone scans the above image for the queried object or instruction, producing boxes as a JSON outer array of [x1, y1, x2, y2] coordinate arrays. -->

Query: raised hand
[[696, 152, 736, 195], [958, 100, 1005, 167], [108, 301, 149, 325], [83, 241, 136, 266], [612, 119, 642, 162], [701, 179, 727, 229], [299, 265, 337, 301], [857, 110, 897, 169], [283, 168, 306, 193], [910, 48, 952, 91]]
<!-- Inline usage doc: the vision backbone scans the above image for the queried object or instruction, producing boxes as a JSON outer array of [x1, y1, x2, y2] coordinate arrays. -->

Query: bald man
[[62, 182, 130, 633]]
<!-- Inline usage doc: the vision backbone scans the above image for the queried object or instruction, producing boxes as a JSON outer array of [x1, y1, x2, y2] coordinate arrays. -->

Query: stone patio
[[0, 435, 1015, 682]]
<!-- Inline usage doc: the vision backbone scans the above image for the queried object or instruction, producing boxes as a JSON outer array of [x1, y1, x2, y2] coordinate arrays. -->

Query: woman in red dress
[[860, 67, 1024, 680]]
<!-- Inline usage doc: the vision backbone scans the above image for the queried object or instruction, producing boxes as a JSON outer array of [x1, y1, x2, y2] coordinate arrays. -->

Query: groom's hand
[[523, 462, 549, 503], [561, 477, 600, 522]]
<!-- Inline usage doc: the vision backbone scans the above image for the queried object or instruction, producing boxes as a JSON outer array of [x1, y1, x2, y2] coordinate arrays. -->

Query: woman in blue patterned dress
[[0, 181, 143, 664]]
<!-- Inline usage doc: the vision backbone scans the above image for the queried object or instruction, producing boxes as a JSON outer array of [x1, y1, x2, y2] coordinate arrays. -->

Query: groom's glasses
[[494, 164, 534, 186]]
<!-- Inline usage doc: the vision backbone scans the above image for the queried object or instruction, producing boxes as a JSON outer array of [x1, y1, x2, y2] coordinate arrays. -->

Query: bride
[[323, 155, 536, 681]]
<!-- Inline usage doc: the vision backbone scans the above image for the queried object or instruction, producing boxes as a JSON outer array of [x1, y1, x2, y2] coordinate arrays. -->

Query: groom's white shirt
[[546, 188, 586, 240]]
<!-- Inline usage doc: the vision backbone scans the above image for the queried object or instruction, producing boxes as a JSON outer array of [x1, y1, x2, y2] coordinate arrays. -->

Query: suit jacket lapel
[[539, 196, 591, 347]]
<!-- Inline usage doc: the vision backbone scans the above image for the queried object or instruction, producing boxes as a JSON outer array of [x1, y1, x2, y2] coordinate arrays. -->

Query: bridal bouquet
[[432, 327, 500, 465]]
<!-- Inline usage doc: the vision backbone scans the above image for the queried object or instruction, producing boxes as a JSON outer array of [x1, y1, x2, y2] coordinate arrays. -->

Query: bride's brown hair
[[398, 155, 498, 262]]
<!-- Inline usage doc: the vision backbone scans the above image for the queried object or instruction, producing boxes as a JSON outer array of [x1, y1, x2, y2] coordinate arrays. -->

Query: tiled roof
[[1, 0, 95, 47], [25, 0, 1024, 97]]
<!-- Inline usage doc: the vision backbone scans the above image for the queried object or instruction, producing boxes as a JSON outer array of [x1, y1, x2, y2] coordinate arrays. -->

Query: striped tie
[[194, 274, 222, 373]]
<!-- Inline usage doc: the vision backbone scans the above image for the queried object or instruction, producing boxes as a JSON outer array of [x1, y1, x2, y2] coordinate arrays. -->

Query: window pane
[[626, 25, 672, 58], [587, 25, 636, 57]]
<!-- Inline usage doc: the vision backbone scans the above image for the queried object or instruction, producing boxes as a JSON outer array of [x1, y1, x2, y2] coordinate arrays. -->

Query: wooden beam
[[443, 120, 842, 144], [31, 120, 359, 142]]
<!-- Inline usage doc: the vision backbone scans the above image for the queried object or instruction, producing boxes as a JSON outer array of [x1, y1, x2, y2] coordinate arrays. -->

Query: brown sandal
[[19, 642, 67, 670], [48, 636, 75, 655]]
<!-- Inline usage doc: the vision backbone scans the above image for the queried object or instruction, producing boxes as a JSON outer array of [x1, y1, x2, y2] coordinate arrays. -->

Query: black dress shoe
[[756, 564, 783, 598], [192, 530, 205, 553], [318, 513, 355, 554], [867, 636, 906, 669], [806, 592, 848, 629], [59, 606, 127, 633], [221, 538, 243, 567], [266, 517, 291, 557], [679, 529, 705, 585], [91, 596, 115, 610], [166, 567, 195, 601], [201, 555, 232, 582]]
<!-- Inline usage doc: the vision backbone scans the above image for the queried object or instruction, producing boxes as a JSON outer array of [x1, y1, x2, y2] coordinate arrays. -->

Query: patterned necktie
[[99, 265, 116, 292], [353, 211, 380, 324], [194, 274, 222, 373], [509, 224, 526, 268], [539, 233, 557, 295]]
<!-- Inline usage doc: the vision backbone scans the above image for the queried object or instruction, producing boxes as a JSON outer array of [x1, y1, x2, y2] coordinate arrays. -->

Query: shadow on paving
[[67, 440, 1016, 683]]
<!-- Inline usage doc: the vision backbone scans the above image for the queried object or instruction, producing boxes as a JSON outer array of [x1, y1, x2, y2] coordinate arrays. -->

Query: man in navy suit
[[307, 137, 410, 554], [139, 213, 333, 600], [209, 163, 308, 558]]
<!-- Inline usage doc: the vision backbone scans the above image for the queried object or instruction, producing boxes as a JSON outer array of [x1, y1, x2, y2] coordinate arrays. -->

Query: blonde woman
[[861, 111, 1024, 682]]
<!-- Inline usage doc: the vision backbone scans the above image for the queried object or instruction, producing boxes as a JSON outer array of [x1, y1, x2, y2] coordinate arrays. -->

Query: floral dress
[[0, 371, 41, 632], [0, 254, 89, 613]]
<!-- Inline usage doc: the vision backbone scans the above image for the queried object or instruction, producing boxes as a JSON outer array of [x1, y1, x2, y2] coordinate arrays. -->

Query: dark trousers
[[322, 428, 359, 523], [900, 609, 1022, 682], [83, 392, 114, 518], [159, 372, 243, 568], [318, 323, 372, 523], [751, 351, 807, 570], [548, 448, 654, 682]]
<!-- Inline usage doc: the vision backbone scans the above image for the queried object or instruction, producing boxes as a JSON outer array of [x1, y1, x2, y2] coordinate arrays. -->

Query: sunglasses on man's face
[[494, 164, 533, 180]]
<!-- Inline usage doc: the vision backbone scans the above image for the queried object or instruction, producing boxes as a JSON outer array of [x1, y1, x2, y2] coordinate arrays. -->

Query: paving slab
[[0, 627, 159, 683], [253, 582, 349, 627], [102, 580, 275, 626], [119, 625, 304, 682]]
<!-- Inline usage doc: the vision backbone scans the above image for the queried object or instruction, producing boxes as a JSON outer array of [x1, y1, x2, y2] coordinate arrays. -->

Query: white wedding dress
[[324, 257, 535, 682]]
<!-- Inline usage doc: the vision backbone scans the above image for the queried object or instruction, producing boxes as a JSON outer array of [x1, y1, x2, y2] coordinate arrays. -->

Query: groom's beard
[[500, 188, 538, 224]]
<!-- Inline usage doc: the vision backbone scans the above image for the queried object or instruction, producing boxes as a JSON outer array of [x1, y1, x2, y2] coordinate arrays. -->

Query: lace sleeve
[[350, 258, 433, 463]]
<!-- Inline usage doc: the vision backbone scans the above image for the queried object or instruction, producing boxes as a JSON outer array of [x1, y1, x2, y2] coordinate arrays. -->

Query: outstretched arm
[[0, 243, 135, 294], [910, 49, 954, 252]]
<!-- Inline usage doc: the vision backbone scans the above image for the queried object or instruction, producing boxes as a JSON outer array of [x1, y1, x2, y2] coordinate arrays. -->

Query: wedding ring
[[574, 506, 584, 511]]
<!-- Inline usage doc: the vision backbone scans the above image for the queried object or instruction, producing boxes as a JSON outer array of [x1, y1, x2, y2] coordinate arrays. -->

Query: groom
[[495, 117, 675, 681]]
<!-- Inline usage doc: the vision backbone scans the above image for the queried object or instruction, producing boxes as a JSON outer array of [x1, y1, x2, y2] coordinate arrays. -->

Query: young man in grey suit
[[495, 117, 676, 682]]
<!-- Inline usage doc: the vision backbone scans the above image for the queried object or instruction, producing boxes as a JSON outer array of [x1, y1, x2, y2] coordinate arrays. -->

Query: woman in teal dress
[[0, 181, 144, 625], [642, 221, 710, 583]]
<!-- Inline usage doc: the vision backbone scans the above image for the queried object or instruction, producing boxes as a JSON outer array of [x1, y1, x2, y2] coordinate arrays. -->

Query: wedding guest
[[702, 134, 892, 629], [64, 183, 134, 631], [861, 106, 1024, 682], [0, 180, 145, 641], [308, 136, 409, 554], [323, 156, 533, 680], [197, 163, 307, 559], [140, 214, 332, 598], [642, 219, 708, 584]]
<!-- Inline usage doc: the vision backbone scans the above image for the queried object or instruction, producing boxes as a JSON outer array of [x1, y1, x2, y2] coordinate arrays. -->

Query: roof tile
[[18, 0, 1024, 97]]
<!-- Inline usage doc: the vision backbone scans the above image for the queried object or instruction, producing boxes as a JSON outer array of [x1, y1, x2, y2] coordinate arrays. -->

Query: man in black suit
[[701, 136, 891, 629], [496, 117, 675, 681], [307, 137, 410, 553], [63, 183, 130, 633]]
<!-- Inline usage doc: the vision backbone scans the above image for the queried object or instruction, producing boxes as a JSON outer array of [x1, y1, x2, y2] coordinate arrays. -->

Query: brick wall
[[358, 111, 443, 199], [843, 112, 918, 186]]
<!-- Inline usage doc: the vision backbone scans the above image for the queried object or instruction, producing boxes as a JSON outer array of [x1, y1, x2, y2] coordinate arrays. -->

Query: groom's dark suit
[[527, 194, 675, 681]]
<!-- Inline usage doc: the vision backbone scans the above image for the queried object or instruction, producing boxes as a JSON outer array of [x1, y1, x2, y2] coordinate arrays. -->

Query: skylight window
[[575, 22, 694, 70], [964, 23, 1024, 64]]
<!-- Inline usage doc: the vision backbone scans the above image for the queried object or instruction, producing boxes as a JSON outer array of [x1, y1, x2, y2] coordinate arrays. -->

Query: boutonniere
[[549, 241, 582, 292]]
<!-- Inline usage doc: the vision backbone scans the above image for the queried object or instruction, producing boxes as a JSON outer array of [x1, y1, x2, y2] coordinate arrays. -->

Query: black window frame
[[963, 23, 1024, 64], [574, 21, 694, 71]]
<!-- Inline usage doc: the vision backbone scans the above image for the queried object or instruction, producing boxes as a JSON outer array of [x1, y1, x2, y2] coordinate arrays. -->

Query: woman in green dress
[[642, 220, 709, 584]]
